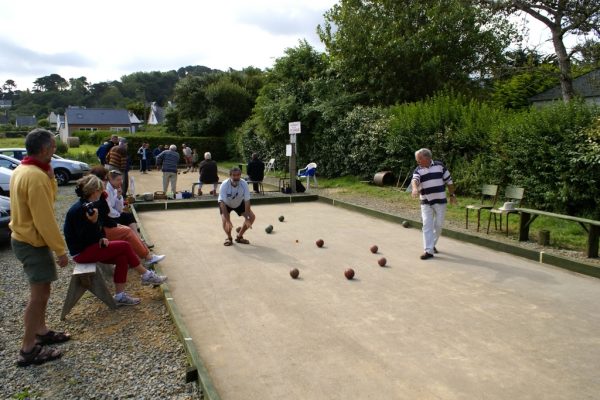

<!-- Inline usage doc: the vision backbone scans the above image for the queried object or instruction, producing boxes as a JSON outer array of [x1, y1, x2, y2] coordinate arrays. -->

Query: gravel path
[[0, 184, 201, 399]]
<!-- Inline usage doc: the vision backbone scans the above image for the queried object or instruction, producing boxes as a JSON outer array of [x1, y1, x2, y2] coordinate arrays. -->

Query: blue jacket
[[63, 199, 104, 256], [157, 150, 180, 173]]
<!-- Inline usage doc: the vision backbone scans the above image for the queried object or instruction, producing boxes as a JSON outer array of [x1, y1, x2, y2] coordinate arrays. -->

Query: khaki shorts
[[11, 239, 58, 284]]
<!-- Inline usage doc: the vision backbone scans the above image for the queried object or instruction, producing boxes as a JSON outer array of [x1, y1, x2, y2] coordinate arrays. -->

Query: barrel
[[373, 171, 394, 186]]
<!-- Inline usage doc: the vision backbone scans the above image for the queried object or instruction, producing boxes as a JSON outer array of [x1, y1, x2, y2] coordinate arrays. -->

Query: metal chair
[[486, 185, 525, 236], [466, 184, 498, 232], [264, 158, 275, 175]]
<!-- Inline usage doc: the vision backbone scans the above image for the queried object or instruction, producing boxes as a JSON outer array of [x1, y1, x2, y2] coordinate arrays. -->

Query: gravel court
[[139, 202, 600, 400]]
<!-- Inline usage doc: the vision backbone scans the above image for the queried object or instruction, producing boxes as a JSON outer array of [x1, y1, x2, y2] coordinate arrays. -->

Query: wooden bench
[[191, 181, 222, 196], [517, 208, 600, 258], [61, 262, 117, 320]]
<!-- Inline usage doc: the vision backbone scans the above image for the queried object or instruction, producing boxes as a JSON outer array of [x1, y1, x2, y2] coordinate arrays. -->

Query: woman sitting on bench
[[64, 175, 167, 306], [89, 167, 165, 267]]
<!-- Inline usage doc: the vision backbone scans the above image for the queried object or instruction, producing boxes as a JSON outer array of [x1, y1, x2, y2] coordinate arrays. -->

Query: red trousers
[[73, 240, 139, 284]]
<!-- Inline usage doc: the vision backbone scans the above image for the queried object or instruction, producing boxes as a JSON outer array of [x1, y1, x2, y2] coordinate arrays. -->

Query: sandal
[[17, 344, 62, 367], [36, 330, 71, 345], [224, 238, 233, 246], [235, 236, 250, 245]]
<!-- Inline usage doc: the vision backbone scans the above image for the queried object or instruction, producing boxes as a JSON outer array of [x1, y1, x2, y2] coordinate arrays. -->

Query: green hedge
[[123, 135, 229, 162]]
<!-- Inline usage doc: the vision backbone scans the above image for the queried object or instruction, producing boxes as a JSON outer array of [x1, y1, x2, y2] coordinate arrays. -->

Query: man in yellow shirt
[[10, 129, 70, 367]]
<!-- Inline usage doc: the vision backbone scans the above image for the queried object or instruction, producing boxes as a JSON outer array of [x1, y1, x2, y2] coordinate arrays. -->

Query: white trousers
[[162, 172, 177, 193], [420, 203, 447, 254]]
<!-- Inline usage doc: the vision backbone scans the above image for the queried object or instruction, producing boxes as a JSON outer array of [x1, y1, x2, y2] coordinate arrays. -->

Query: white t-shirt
[[183, 146, 192, 157], [218, 178, 250, 209], [106, 182, 124, 218]]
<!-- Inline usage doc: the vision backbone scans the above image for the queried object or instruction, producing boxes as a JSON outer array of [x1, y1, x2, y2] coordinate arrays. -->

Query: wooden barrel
[[373, 171, 394, 186]]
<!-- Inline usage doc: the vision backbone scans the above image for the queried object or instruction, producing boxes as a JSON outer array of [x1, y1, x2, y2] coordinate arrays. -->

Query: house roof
[[150, 102, 165, 123], [65, 107, 131, 125], [15, 115, 37, 126], [530, 68, 600, 102], [129, 112, 141, 124]]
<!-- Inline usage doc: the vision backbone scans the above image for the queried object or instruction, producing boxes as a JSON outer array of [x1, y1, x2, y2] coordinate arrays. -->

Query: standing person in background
[[182, 143, 192, 173], [411, 148, 457, 260], [153, 145, 164, 171], [197, 152, 219, 196], [106, 138, 130, 197], [137, 142, 150, 174], [246, 153, 265, 194], [156, 145, 180, 194], [10, 128, 70, 367], [191, 148, 199, 172], [96, 140, 112, 166]]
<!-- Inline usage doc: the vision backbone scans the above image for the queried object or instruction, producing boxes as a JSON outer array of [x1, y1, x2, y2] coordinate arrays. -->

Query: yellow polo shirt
[[9, 164, 67, 256]]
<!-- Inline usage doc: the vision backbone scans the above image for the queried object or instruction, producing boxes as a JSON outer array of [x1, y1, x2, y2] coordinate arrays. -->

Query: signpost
[[288, 121, 300, 193]]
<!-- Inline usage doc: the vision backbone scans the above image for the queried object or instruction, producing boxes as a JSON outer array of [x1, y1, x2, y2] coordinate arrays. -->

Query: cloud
[[235, 5, 327, 37], [0, 39, 92, 77]]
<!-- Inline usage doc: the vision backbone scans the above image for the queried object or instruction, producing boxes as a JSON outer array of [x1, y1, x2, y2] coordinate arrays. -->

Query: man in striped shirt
[[411, 148, 457, 260]]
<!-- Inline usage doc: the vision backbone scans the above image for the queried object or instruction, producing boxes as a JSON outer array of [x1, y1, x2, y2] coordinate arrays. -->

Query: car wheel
[[54, 169, 70, 185]]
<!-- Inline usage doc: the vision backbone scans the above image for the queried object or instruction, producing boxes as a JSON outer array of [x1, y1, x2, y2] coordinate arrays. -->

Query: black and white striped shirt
[[412, 160, 453, 205]]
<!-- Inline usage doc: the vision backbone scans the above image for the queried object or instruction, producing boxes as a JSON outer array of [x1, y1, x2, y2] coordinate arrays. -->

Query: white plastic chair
[[264, 158, 275, 175], [297, 162, 318, 189]]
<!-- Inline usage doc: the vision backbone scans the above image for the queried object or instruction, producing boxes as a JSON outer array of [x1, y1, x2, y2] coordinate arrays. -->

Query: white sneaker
[[142, 270, 167, 286], [114, 292, 141, 306], [145, 254, 166, 265]]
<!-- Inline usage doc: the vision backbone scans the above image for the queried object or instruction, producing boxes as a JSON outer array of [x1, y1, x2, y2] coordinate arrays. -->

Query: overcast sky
[[0, 0, 582, 90]]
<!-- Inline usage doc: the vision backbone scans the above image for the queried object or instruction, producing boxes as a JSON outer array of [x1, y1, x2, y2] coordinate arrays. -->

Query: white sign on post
[[288, 121, 301, 134], [286, 144, 292, 156], [290, 133, 296, 144]]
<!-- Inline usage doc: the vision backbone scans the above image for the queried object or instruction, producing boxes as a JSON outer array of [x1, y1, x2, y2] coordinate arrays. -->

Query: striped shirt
[[412, 160, 453, 205]]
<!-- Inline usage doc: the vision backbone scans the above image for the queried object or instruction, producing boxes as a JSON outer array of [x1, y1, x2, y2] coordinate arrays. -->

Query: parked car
[[0, 154, 20, 171], [0, 148, 90, 185], [0, 167, 12, 196], [0, 195, 10, 243]]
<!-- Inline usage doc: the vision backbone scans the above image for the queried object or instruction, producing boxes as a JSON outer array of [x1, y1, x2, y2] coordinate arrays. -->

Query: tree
[[2, 79, 16, 94], [69, 76, 90, 95], [481, 0, 600, 101], [33, 74, 68, 92], [318, 0, 515, 105]]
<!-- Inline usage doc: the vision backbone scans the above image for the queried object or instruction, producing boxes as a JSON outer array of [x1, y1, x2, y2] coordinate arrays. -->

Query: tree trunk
[[551, 30, 575, 102]]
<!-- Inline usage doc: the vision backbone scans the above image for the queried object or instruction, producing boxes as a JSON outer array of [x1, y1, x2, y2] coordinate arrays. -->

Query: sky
[[0, 0, 587, 90]]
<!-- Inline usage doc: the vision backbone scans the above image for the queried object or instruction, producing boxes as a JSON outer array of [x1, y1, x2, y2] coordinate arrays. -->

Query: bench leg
[[587, 225, 599, 258], [519, 212, 531, 242], [61, 269, 117, 320], [61, 274, 90, 320]]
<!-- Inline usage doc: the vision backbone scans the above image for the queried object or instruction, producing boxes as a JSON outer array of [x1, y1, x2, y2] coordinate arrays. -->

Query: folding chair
[[486, 185, 525, 236], [264, 158, 275, 175], [465, 184, 498, 232]]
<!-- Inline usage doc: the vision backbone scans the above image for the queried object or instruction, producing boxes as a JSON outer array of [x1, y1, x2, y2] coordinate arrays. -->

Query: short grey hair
[[204, 152, 211, 160], [169, 144, 177, 151], [415, 148, 432, 160], [25, 128, 54, 155]]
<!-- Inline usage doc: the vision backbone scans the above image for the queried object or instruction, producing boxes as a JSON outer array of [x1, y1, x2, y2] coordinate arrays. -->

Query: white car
[[0, 148, 90, 185], [0, 167, 12, 196]]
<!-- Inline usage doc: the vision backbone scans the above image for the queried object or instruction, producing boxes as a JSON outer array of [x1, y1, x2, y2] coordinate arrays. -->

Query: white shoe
[[145, 254, 166, 265], [142, 271, 168, 286]]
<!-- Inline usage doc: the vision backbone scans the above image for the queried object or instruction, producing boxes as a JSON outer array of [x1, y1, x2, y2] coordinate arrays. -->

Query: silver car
[[0, 148, 90, 185]]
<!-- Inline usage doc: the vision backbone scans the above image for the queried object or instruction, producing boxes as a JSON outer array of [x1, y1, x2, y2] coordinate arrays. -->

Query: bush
[[123, 135, 229, 162], [67, 137, 80, 148], [55, 139, 68, 156]]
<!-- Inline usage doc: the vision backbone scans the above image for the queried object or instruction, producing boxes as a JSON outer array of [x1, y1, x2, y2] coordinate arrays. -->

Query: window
[[78, 127, 97, 131], [110, 127, 130, 132]]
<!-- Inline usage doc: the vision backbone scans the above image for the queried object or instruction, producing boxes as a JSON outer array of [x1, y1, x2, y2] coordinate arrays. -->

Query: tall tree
[[319, 0, 515, 105], [480, 0, 600, 101], [33, 74, 68, 92], [2, 79, 16, 94]]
